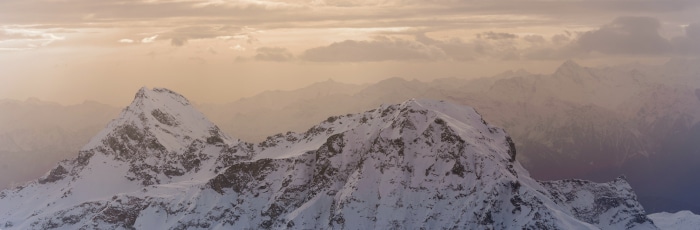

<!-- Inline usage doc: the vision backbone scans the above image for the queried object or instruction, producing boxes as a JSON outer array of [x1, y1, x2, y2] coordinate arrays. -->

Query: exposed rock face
[[542, 177, 652, 229], [0, 88, 657, 229]]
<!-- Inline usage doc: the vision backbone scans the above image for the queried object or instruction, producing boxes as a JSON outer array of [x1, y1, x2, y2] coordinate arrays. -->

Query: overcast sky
[[1, 0, 698, 105]]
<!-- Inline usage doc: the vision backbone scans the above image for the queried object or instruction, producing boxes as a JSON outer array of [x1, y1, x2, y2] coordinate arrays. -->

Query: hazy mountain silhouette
[[1, 59, 698, 213]]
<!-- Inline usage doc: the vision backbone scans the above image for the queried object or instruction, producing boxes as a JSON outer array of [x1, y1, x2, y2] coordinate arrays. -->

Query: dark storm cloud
[[255, 47, 294, 62], [577, 16, 673, 55]]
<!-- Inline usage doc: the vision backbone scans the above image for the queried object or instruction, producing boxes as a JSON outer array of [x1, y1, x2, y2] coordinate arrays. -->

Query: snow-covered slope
[[0, 87, 251, 229], [0, 88, 657, 229], [194, 60, 700, 213], [648, 211, 700, 230]]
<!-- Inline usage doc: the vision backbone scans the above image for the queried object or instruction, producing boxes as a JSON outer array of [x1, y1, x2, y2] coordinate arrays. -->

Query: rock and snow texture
[[76, 87, 249, 186], [648, 211, 700, 230], [0, 87, 250, 229], [541, 177, 653, 229], [0, 88, 657, 229]]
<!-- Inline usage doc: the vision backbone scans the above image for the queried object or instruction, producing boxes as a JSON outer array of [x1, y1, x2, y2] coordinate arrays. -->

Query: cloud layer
[[255, 47, 294, 62], [301, 37, 444, 62], [2, 0, 700, 106], [578, 17, 672, 55], [0, 0, 698, 60], [293, 16, 700, 62]]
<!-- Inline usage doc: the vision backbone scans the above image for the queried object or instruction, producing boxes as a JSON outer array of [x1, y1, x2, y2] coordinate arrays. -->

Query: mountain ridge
[[0, 88, 657, 229], [2, 60, 698, 215]]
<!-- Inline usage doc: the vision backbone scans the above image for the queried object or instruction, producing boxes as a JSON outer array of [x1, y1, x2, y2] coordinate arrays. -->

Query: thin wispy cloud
[[141, 35, 159, 43], [230, 44, 246, 51]]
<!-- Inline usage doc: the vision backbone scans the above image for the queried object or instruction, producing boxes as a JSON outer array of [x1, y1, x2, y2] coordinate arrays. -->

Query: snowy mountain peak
[[134, 87, 190, 106], [0, 90, 658, 230], [83, 87, 231, 153], [397, 98, 518, 163], [209, 98, 655, 229], [68, 87, 239, 185], [253, 98, 518, 165], [134, 86, 190, 106]]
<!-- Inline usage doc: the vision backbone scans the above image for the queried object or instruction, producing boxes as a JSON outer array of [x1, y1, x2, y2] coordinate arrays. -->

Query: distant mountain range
[[0, 99, 120, 189], [0, 88, 659, 229], [1, 59, 698, 214]]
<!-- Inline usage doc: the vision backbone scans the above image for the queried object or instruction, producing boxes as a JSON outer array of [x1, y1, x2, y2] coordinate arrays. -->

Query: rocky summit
[[0, 87, 656, 229]]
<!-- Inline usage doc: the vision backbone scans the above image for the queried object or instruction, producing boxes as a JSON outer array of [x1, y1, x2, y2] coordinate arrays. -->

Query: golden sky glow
[[0, 0, 698, 105]]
